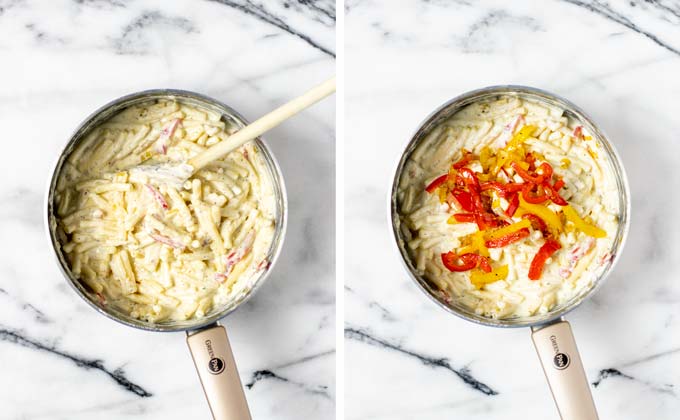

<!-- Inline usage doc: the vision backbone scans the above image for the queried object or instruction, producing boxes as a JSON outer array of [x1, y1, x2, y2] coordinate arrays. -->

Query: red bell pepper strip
[[525, 152, 536, 167], [458, 168, 481, 192], [543, 182, 568, 206], [521, 183, 549, 204], [522, 213, 548, 234], [511, 162, 544, 183], [425, 174, 448, 193], [441, 252, 492, 273], [441, 252, 478, 272], [452, 213, 475, 223], [553, 178, 565, 191], [452, 190, 473, 212], [512, 162, 553, 184], [459, 168, 492, 230], [537, 162, 553, 180], [452, 151, 473, 169], [478, 255, 492, 273], [481, 181, 524, 197], [506, 193, 520, 217], [485, 228, 530, 248], [528, 239, 562, 280]]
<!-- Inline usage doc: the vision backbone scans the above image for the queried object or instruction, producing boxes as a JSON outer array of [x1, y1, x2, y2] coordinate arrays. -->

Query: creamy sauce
[[54, 99, 277, 322], [397, 95, 620, 319]]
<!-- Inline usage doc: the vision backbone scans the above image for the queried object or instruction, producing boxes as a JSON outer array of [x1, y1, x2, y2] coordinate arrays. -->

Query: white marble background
[[0, 1, 335, 419], [345, 1, 679, 419]]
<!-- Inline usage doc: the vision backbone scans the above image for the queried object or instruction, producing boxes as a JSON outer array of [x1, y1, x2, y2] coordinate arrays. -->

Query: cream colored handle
[[531, 320, 598, 420], [189, 76, 336, 170], [187, 325, 252, 420]]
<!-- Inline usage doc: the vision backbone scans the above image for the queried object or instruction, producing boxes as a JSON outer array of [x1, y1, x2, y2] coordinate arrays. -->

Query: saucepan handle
[[531, 320, 598, 420], [186, 324, 252, 420]]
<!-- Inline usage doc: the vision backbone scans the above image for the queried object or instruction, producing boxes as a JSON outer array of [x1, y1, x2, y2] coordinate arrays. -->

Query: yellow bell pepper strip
[[470, 265, 509, 289], [507, 125, 536, 149], [492, 125, 536, 174], [562, 205, 606, 238], [458, 231, 490, 257], [485, 228, 530, 248], [484, 219, 531, 240], [517, 195, 562, 234], [479, 146, 494, 172]]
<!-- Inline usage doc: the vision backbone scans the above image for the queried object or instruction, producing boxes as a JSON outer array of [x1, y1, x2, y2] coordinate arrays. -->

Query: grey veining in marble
[[0, 1, 335, 419]]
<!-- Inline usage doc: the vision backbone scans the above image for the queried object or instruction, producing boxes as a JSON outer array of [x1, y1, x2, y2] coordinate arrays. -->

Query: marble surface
[[344, 1, 680, 419], [0, 1, 335, 419]]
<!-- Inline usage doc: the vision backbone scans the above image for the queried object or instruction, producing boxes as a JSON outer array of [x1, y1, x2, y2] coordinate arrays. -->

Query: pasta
[[397, 95, 620, 319], [54, 99, 277, 322]]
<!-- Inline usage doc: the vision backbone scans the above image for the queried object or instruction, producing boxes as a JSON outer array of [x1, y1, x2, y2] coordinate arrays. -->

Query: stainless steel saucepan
[[390, 86, 630, 420], [45, 90, 287, 420]]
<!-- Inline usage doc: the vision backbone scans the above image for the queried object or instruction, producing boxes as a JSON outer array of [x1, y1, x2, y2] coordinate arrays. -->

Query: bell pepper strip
[[479, 146, 494, 171], [478, 255, 492, 272], [425, 174, 448, 193], [522, 213, 548, 234], [562, 205, 606, 238], [459, 168, 496, 230], [449, 213, 475, 223], [507, 125, 536, 149], [480, 181, 524, 197], [452, 150, 473, 169], [553, 178, 565, 191], [512, 161, 549, 184], [485, 228, 530, 248], [543, 182, 568, 206], [491, 126, 536, 175], [528, 239, 562, 280], [470, 265, 509, 289], [484, 219, 531, 240], [441, 252, 478, 272], [458, 231, 490, 257], [506, 192, 520, 217], [537, 162, 553, 179], [452, 190, 473, 212], [518, 195, 563, 234], [521, 182, 549, 204], [458, 168, 481, 192]]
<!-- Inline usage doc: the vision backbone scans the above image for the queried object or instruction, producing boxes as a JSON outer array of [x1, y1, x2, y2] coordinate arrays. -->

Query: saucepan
[[389, 86, 630, 420], [45, 90, 287, 420]]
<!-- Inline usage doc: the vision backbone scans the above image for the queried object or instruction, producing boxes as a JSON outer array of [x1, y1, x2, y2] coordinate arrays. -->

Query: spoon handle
[[189, 76, 336, 171]]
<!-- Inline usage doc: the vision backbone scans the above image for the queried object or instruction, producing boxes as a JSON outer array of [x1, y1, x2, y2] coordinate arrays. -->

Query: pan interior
[[391, 86, 630, 328], [46, 90, 287, 332]]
